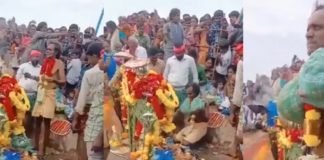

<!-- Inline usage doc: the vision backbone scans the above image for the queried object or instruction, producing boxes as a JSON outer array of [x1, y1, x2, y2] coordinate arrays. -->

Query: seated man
[[173, 83, 205, 131]]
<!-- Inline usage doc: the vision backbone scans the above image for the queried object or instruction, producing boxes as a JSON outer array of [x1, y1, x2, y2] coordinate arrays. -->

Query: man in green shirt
[[132, 24, 151, 49]]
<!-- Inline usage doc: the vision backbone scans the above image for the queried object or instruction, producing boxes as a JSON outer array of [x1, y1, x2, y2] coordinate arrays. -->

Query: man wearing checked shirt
[[75, 42, 105, 160]]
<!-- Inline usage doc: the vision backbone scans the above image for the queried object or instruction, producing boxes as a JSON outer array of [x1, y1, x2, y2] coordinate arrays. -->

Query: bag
[[277, 78, 304, 124], [299, 48, 324, 109]]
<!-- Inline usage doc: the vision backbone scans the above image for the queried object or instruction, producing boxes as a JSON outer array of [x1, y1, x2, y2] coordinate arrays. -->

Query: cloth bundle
[[278, 48, 324, 124]]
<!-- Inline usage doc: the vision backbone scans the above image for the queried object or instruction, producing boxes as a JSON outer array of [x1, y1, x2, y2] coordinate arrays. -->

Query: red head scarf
[[173, 45, 186, 56], [30, 50, 41, 58], [235, 43, 243, 56]]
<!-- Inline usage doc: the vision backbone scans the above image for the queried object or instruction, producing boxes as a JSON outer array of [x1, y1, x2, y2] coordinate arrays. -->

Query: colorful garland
[[303, 104, 322, 147], [0, 105, 10, 147], [118, 69, 178, 160], [156, 82, 179, 109], [0, 74, 31, 148]]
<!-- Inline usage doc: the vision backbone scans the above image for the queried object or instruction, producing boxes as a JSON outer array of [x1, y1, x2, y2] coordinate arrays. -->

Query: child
[[224, 74, 236, 100], [216, 80, 225, 100], [200, 71, 216, 99], [64, 89, 75, 121]]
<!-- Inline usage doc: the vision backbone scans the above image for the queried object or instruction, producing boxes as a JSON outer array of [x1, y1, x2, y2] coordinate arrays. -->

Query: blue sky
[[0, 0, 242, 35]]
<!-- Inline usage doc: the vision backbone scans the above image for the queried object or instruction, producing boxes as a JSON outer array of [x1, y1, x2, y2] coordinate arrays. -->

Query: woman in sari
[[197, 15, 211, 65]]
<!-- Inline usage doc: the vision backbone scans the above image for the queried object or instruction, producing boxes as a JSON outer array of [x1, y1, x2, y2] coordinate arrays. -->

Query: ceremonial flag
[[95, 8, 104, 36]]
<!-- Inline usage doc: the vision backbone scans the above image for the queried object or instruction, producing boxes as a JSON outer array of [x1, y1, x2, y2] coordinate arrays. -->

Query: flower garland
[[274, 118, 304, 160], [40, 57, 56, 77], [120, 70, 178, 160], [0, 75, 19, 121], [0, 105, 10, 147], [303, 103, 322, 147], [121, 73, 136, 105], [0, 75, 30, 148], [156, 82, 179, 110]]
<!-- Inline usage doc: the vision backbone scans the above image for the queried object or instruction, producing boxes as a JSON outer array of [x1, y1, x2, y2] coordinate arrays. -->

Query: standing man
[[214, 40, 232, 84], [75, 42, 105, 159], [306, 5, 324, 55], [105, 21, 126, 51], [146, 47, 165, 74], [127, 37, 147, 59], [66, 48, 82, 94], [163, 44, 198, 106], [163, 8, 185, 61], [132, 24, 151, 50], [16, 50, 41, 138]]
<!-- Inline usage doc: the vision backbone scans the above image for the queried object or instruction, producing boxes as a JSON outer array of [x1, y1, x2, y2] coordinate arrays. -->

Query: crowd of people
[[243, 55, 304, 132], [0, 7, 243, 160]]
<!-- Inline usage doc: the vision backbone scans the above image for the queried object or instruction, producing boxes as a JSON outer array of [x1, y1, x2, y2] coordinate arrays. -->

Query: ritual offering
[[0, 74, 35, 158], [110, 59, 179, 160]]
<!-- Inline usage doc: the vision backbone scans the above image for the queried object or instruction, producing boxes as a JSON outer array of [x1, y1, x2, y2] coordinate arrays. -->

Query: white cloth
[[126, 46, 147, 59], [216, 50, 232, 75], [135, 46, 147, 59], [75, 64, 104, 114], [272, 78, 281, 100], [220, 97, 231, 110], [67, 58, 82, 85], [232, 60, 243, 107], [163, 55, 198, 87], [75, 64, 104, 142], [127, 46, 148, 59], [16, 62, 41, 92]]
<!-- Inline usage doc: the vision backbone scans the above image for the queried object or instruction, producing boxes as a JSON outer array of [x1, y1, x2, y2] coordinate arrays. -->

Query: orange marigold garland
[[303, 103, 322, 147]]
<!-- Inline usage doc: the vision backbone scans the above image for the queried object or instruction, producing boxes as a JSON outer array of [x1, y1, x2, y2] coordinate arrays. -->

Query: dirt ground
[[44, 120, 239, 160], [242, 130, 274, 160]]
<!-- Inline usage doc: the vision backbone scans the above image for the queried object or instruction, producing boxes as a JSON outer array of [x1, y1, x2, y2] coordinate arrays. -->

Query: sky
[[244, 0, 321, 82], [3, 0, 317, 83], [0, 0, 242, 35]]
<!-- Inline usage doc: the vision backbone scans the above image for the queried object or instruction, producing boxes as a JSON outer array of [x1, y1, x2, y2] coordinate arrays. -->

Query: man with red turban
[[163, 44, 198, 106], [16, 49, 41, 137]]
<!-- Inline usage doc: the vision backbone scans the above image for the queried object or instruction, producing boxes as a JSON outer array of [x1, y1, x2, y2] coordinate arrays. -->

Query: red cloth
[[0, 76, 18, 121], [235, 43, 243, 56], [40, 58, 56, 77], [173, 45, 186, 56], [304, 103, 315, 111], [30, 50, 41, 57], [22, 36, 32, 47]]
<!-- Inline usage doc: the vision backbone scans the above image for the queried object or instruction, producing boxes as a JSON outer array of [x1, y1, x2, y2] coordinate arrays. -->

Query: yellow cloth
[[32, 89, 56, 119], [198, 31, 209, 65], [103, 96, 123, 147]]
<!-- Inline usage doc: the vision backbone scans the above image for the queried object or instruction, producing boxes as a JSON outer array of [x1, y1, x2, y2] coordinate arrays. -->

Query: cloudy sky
[[244, 0, 320, 82], [0, 0, 242, 35], [4, 0, 319, 83]]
